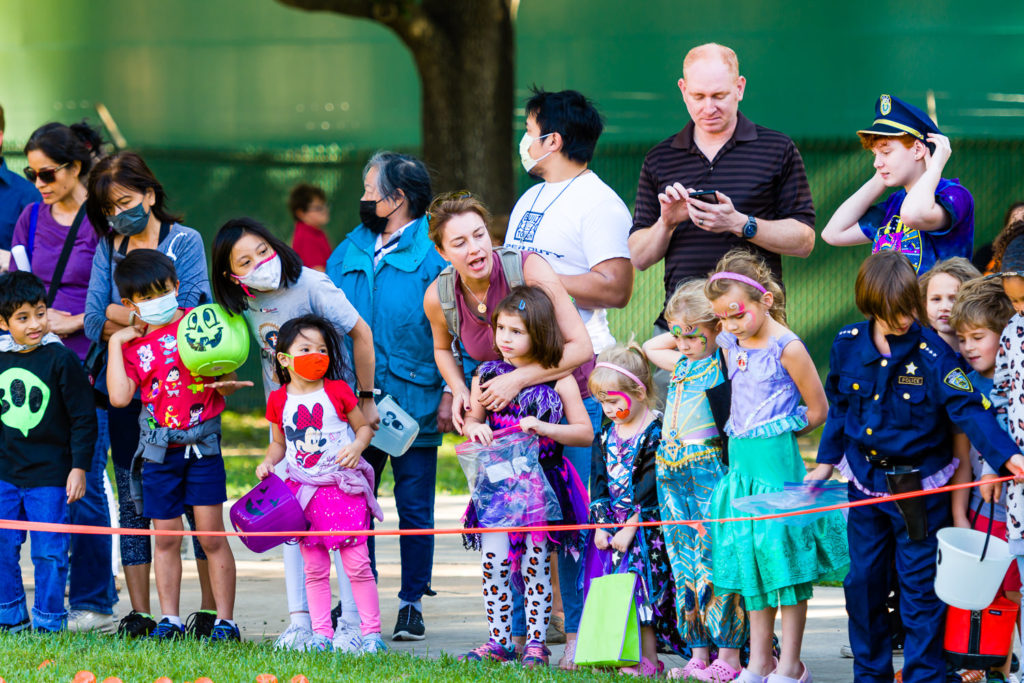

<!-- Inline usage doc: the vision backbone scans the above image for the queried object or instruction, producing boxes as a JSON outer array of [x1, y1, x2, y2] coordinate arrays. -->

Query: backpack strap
[[496, 247, 525, 288], [436, 265, 463, 363], [46, 204, 87, 307], [26, 202, 41, 262]]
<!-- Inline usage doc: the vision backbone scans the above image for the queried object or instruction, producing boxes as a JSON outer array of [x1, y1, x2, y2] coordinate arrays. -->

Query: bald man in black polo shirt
[[629, 43, 816, 342]]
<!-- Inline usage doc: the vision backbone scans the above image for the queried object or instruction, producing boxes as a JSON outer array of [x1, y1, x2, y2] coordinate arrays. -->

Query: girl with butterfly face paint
[[643, 279, 748, 680]]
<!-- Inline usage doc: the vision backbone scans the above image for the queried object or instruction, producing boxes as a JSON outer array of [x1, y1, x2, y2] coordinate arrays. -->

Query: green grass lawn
[[220, 411, 470, 500], [0, 632, 634, 682]]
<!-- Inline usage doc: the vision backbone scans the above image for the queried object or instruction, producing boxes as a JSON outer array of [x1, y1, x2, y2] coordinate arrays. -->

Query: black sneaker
[[151, 618, 185, 640], [331, 601, 342, 631], [392, 605, 425, 641], [0, 618, 30, 633], [185, 610, 217, 638], [210, 620, 241, 642], [117, 611, 157, 638]]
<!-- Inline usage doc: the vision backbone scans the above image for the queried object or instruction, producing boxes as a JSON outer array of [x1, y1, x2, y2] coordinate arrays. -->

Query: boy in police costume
[[821, 94, 974, 275], [808, 251, 1024, 683]]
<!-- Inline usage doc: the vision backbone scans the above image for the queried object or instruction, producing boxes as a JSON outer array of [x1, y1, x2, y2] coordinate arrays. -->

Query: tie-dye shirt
[[858, 177, 974, 274]]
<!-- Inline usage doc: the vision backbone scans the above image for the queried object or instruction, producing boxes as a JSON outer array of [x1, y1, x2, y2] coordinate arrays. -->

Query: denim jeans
[[0, 480, 70, 631], [67, 408, 116, 614], [365, 445, 437, 603], [512, 395, 602, 636]]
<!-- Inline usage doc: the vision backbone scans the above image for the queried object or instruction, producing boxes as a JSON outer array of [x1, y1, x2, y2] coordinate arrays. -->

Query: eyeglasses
[[23, 162, 70, 184]]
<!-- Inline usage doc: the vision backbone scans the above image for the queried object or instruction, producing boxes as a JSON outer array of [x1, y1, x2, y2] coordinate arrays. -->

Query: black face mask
[[359, 200, 390, 235]]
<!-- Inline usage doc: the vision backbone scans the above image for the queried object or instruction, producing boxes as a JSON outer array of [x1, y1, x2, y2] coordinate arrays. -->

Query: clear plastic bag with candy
[[456, 427, 562, 528], [732, 480, 849, 526]]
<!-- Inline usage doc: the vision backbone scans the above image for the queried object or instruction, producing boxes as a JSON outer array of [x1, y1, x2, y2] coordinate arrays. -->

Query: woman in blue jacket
[[327, 151, 450, 642]]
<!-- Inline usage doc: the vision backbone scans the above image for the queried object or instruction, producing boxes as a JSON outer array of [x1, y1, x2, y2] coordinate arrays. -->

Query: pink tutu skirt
[[285, 479, 370, 550]]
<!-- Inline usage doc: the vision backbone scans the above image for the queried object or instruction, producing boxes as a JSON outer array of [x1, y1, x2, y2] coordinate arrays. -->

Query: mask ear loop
[[229, 273, 255, 299], [608, 390, 632, 419]]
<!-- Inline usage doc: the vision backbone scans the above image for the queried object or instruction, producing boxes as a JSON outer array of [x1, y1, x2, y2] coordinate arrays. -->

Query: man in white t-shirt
[[506, 88, 633, 354], [503, 88, 633, 667]]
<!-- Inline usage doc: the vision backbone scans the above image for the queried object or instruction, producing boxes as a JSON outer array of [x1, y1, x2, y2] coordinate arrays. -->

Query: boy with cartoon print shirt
[[822, 94, 974, 275], [106, 249, 250, 640], [0, 271, 97, 632]]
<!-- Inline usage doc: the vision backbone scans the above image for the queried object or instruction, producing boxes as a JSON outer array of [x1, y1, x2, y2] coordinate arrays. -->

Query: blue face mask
[[108, 202, 150, 236], [134, 290, 178, 325]]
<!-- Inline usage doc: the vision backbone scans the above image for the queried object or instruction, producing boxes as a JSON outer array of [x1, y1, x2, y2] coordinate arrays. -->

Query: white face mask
[[519, 132, 553, 174], [233, 253, 282, 293], [135, 291, 179, 326]]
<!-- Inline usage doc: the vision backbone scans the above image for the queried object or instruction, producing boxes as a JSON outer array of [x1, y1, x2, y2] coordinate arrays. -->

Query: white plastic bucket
[[935, 526, 1012, 610], [369, 395, 419, 457]]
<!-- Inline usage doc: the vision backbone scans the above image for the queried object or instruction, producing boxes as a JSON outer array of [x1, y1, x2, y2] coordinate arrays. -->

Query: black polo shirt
[[631, 113, 815, 327]]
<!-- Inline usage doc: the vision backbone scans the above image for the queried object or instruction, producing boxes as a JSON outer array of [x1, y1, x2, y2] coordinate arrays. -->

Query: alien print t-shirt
[[266, 379, 358, 477], [857, 177, 974, 275], [0, 343, 97, 487], [123, 310, 226, 430]]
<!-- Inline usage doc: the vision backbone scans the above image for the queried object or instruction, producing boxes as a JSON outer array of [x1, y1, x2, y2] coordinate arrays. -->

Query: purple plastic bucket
[[229, 473, 308, 553]]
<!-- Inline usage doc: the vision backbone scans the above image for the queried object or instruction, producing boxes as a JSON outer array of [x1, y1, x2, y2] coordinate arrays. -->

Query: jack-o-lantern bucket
[[177, 304, 250, 377]]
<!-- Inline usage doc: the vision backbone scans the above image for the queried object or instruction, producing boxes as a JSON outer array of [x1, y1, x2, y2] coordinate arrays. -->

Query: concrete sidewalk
[[25, 494, 863, 679]]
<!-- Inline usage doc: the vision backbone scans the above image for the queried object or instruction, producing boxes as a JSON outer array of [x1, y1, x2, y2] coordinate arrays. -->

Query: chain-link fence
[[5, 139, 1023, 411]]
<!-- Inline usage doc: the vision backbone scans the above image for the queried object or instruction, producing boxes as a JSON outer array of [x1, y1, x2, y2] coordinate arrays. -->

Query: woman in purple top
[[10, 122, 102, 358], [422, 192, 594, 665], [9, 120, 117, 632]]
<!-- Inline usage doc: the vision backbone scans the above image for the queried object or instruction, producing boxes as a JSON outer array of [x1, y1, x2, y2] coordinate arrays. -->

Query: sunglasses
[[23, 162, 70, 184]]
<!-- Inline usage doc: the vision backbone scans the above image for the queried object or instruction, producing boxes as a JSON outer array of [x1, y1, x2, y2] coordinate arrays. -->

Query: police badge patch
[[880, 94, 892, 116], [943, 368, 973, 392]]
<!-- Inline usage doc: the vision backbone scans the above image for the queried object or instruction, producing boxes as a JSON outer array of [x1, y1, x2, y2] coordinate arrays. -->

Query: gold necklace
[[464, 282, 488, 315]]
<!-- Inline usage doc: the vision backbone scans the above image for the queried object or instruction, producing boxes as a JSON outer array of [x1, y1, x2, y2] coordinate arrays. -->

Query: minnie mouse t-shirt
[[266, 379, 358, 477]]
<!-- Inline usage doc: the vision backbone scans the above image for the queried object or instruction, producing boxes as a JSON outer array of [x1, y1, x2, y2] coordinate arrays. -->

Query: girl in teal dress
[[704, 250, 848, 683], [644, 279, 748, 682]]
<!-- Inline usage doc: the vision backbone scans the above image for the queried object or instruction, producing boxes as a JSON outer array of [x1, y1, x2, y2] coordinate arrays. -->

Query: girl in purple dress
[[460, 286, 593, 667], [704, 250, 847, 683]]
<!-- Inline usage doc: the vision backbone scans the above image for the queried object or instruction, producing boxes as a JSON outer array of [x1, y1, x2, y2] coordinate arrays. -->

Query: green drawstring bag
[[572, 571, 641, 667]]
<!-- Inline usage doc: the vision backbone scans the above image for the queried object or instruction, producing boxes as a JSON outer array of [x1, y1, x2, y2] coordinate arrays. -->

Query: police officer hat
[[858, 94, 941, 151]]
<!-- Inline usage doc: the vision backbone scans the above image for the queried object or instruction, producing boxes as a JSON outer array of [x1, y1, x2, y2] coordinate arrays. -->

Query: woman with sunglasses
[[11, 121, 103, 353], [8, 120, 118, 634]]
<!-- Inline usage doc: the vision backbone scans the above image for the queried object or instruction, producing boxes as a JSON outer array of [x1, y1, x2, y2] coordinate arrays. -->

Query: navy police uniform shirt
[[818, 320, 1016, 494]]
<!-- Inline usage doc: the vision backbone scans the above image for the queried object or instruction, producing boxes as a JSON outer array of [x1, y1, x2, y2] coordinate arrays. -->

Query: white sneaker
[[299, 633, 332, 652], [67, 609, 115, 634], [274, 622, 314, 650], [332, 625, 364, 654], [362, 632, 388, 654]]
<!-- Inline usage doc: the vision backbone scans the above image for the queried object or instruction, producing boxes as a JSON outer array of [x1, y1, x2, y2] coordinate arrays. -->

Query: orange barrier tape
[[0, 474, 1016, 539]]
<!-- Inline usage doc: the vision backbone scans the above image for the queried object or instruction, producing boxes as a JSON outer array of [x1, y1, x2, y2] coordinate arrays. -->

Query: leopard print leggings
[[479, 532, 552, 647]]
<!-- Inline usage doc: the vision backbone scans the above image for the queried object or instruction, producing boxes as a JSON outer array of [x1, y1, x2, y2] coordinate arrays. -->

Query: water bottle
[[369, 395, 420, 456]]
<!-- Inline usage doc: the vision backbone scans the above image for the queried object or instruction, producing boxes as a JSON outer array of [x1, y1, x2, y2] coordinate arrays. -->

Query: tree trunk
[[274, 0, 516, 213]]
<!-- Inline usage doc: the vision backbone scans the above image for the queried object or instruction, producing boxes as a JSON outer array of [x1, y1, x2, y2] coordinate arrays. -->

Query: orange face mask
[[282, 352, 329, 381]]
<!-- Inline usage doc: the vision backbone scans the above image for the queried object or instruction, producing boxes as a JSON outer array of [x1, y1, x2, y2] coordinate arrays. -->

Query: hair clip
[[518, 299, 526, 311]]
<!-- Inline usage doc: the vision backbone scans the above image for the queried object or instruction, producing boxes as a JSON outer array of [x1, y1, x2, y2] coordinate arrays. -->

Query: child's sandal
[[622, 656, 660, 677]]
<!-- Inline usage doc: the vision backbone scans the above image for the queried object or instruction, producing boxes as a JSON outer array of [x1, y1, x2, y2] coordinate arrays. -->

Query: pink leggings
[[301, 542, 381, 637]]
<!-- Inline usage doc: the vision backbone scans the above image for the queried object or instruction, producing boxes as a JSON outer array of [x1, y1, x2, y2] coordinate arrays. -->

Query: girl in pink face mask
[[256, 314, 386, 654]]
